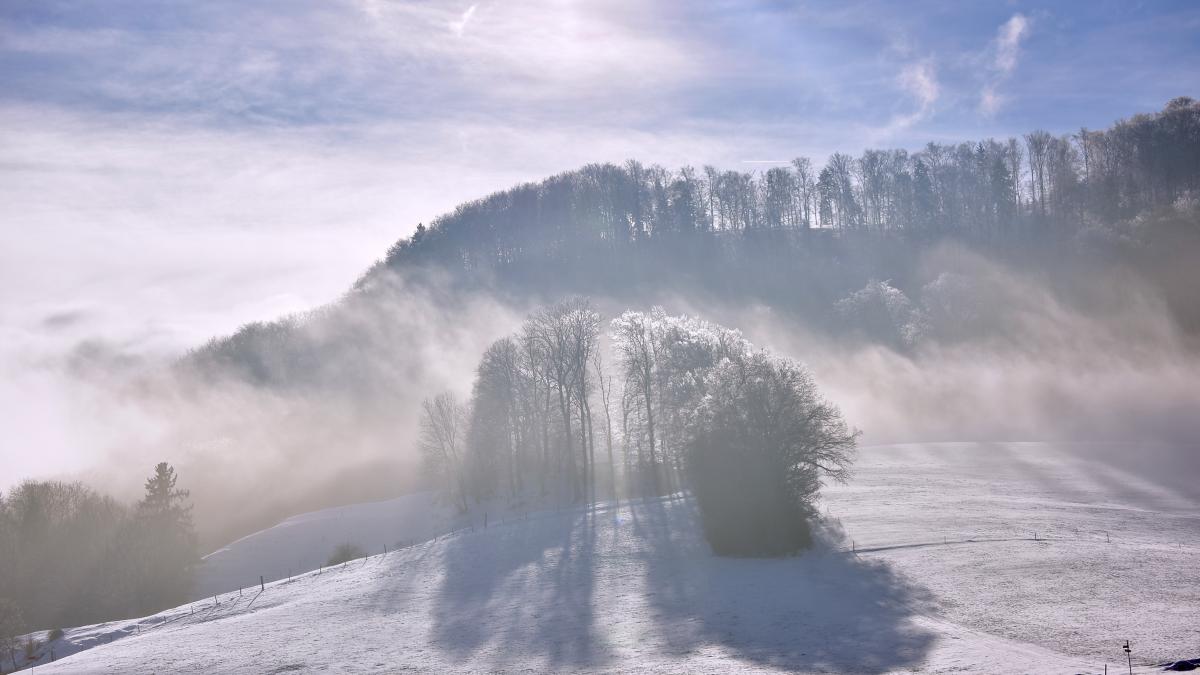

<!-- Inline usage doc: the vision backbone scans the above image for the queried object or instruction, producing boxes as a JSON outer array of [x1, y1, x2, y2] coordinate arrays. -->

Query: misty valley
[[2, 5, 1199, 672]]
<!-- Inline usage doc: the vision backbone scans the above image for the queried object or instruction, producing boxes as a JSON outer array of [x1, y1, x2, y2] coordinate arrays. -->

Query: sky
[[1, 0, 1198, 483]]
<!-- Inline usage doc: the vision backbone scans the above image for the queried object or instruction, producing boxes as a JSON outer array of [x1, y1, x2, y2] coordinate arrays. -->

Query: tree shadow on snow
[[429, 507, 603, 669], [631, 497, 937, 673]]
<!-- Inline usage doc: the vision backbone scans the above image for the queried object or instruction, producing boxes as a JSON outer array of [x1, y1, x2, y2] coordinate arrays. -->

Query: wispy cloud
[[872, 59, 939, 140], [901, 60, 940, 113], [994, 14, 1031, 74], [449, 4, 477, 38], [980, 13, 1031, 116]]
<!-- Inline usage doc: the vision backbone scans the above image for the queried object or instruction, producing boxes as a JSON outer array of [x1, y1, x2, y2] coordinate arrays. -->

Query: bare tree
[[1025, 130, 1052, 217], [791, 157, 815, 228], [0, 598, 24, 672], [419, 393, 469, 512], [591, 349, 618, 500], [611, 311, 660, 493], [526, 299, 601, 501]]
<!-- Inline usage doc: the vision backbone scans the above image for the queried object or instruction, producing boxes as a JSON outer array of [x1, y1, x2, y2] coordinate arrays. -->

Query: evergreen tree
[[131, 463, 197, 614]]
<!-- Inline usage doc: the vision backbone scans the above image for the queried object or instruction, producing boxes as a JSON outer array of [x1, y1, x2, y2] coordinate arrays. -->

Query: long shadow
[[429, 507, 602, 669], [978, 441, 1097, 505], [632, 497, 937, 673]]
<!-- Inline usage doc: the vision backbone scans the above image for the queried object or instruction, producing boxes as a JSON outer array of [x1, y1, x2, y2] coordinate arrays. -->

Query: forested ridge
[[353, 98, 1200, 327], [194, 98, 1200, 386]]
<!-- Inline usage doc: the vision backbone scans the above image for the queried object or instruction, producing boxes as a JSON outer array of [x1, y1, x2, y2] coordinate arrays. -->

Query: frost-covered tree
[[611, 310, 661, 492], [835, 280, 928, 350], [427, 302, 856, 556]]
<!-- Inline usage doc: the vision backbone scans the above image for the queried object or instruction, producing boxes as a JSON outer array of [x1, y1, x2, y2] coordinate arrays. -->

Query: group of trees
[[419, 299, 607, 507], [419, 302, 857, 555], [379, 99, 1200, 278], [0, 464, 197, 641]]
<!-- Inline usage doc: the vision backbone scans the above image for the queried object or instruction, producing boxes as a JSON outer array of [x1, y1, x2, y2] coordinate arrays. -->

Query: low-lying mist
[[10, 241, 1200, 551]]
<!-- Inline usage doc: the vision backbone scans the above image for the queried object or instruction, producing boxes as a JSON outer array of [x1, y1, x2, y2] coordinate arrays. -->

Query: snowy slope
[[21, 442, 1200, 674], [820, 442, 1200, 669], [193, 491, 458, 600], [21, 495, 1092, 674]]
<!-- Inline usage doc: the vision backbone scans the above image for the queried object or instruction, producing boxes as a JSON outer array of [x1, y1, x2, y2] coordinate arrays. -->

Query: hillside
[[160, 100, 1200, 557], [19, 442, 1198, 674], [192, 491, 456, 601]]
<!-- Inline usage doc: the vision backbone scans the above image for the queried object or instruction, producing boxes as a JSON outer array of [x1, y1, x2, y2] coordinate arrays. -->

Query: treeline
[[379, 98, 1200, 277], [196, 99, 1200, 391], [419, 301, 857, 555], [0, 464, 196, 638]]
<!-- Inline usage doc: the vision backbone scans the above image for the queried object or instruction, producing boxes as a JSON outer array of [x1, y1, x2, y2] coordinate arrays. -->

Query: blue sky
[[0, 0, 1197, 479], [4, 1, 1196, 140]]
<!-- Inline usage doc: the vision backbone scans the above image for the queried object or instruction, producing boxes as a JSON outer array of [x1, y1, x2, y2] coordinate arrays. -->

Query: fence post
[[260, 576, 264, 592]]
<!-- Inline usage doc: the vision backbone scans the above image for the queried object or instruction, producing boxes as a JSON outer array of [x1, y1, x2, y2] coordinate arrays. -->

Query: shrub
[[47, 628, 64, 642], [688, 353, 857, 556], [326, 543, 365, 566]]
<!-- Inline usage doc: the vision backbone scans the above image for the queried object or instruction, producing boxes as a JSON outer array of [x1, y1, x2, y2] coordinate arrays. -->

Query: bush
[[326, 543, 365, 566], [691, 426, 813, 556], [688, 353, 856, 556], [47, 628, 64, 642]]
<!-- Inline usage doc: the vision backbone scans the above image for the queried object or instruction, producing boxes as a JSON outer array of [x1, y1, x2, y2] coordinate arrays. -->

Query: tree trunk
[[583, 395, 597, 502], [558, 384, 578, 501], [577, 394, 589, 503], [642, 377, 659, 494]]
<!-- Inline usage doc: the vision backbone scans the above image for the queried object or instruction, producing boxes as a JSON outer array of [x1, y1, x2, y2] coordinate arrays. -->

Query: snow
[[820, 442, 1200, 670], [18, 442, 1200, 674], [193, 491, 459, 600]]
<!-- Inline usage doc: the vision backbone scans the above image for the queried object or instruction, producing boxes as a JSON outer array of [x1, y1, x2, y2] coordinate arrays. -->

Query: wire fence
[[6, 494, 1188, 674]]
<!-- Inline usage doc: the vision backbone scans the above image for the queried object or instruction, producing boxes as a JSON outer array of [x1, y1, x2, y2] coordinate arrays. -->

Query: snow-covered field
[[17, 442, 1200, 674], [821, 442, 1200, 669], [193, 491, 459, 600]]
